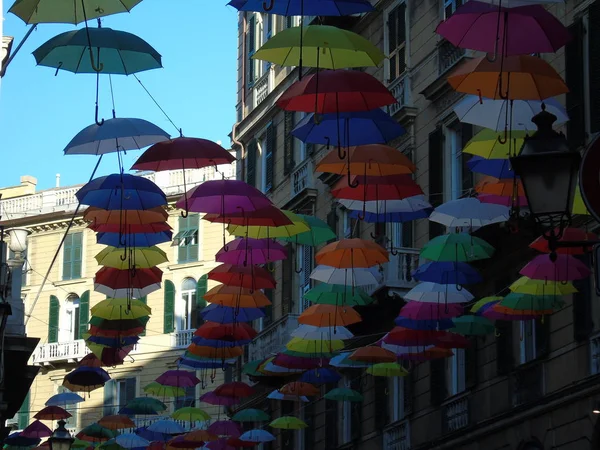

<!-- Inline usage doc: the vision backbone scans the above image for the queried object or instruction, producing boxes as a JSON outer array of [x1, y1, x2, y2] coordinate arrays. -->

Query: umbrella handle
[[337, 143, 346, 160], [324, 136, 330, 150], [120, 247, 127, 261], [89, 47, 104, 73], [497, 127, 508, 145], [95, 103, 105, 127], [262, 0, 274, 11]]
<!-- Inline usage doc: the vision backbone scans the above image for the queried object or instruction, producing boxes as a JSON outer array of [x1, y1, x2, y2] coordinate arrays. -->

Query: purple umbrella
[[22, 421, 52, 439], [155, 370, 200, 388], [436, 1, 571, 56], [215, 238, 287, 265], [399, 302, 463, 320], [272, 353, 327, 370], [208, 421, 242, 437], [519, 254, 591, 282], [200, 392, 240, 406]]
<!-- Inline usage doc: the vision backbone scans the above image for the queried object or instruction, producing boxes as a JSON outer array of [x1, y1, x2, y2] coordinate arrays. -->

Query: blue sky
[[0, 0, 238, 190]]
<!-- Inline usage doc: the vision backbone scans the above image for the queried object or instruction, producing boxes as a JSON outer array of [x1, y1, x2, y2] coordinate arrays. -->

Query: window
[[520, 320, 537, 364], [174, 385, 196, 410], [445, 349, 466, 396], [337, 379, 352, 445], [443, 0, 463, 19], [57, 386, 78, 429], [62, 232, 82, 280], [293, 112, 307, 164], [104, 377, 137, 416], [178, 278, 197, 331], [174, 215, 199, 264], [384, 1, 407, 84], [342, 210, 360, 239], [443, 123, 473, 202], [59, 294, 80, 342], [388, 376, 406, 422], [296, 246, 313, 313], [261, 123, 276, 194], [246, 15, 257, 86], [12, 391, 29, 430]]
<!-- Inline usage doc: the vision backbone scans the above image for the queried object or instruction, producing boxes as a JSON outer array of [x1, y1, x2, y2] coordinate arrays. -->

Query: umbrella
[[225, 438, 256, 448], [299, 367, 341, 384], [420, 233, 495, 262], [228, 0, 374, 15], [64, 118, 170, 155], [463, 129, 527, 159], [529, 228, 597, 255], [207, 421, 242, 437], [147, 420, 185, 435], [214, 382, 255, 398], [45, 392, 85, 407], [238, 430, 275, 443], [98, 415, 136, 430], [337, 196, 432, 214], [178, 357, 237, 370], [329, 352, 370, 368], [63, 366, 110, 392], [22, 421, 52, 439], [186, 344, 244, 359], [199, 392, 240, 406], [475, 177, 524, 198], [226, 210, 310, 239], [499, 292, 563, 311], [96, 230, 172, 248], [309, 265, 381, 286], [10, 0, 142, 24], [349, 208, 432, 223], [286, 337, 345, 354], [253, 25, 385, 68], [77, 424, 116, 442], [95, 246, 168, 270], [34, 406, 71, 421], [215, 238, 287, 265], [467, 157, 515, 179], [91, 298, 151, 320], [3, 435, 40, 447], [203, 285, 271, 308], [453, 95, 569, 131], [324, 387, 363, 402], [171, 407, 211, 422], [269, 417, 307, 430], [479, 194, 527, 207], [267, 390, 310, 402], [315, 239, 389, 268], [366, 362, 408, 377], [85, 206, 168, 225], [96, 439, 126, 450], [394, 316, 455, 330], [298, 304, 362, 326], [156, 370, 200, 388], [316, 144, 416, 176], [76, 174, 167, 210], [88, 316, 147, 336], [349, 346, 396, 363], [90, 221, 172, 234], [303, 283, 373, 306], [199, 304, 265, 324], [383, 328, 446, 346], [519, 254, 591, 281], [332, 175, 423, 201], [399, 302, 464, 320], [71, 439, 91, 449], [509, 276, 577, 296], [436, 2, 571, 56], [447, 55, 569, 101], [476, 0, 565, 5], [279, 382, 319, 396], [125, 397, 167, 413], [194, 322, 257, 341], [429, 198, 510, 228], [87, 343, 135, 366], [413, 261, 482, 285], [207, 264, 276, 289], [278, 214, 336, 246], [203, 206, 293, 227], [231, 409, 270, 422], [292, 109, 406, 147], [404, 282, 473, 304], [451, 316, 495, 336], [94, 267, 162, 298], [291, 324, 354, 340], [115, 434, 149, 449], [86, 334, 140, 348], [277, 70, 395, 114]]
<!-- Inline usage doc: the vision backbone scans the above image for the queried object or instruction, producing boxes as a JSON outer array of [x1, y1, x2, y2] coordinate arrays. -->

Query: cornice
[[30, 218, 87, 234]]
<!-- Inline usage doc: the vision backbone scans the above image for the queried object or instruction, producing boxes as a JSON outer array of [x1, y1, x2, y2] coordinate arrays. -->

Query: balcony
[[438, 39, 466, 76], [31, 339, 90, 365], [442, 393, 469, 433], [388, 74, 411, 117], [362, 248, 420, 296], [291, 158, 314, 199], [383, 420, 411, 450], [248, 314, 299, 363], [172, 329, 194, 348], [512, 361, 545, 406], [252, 68, 274, 109]]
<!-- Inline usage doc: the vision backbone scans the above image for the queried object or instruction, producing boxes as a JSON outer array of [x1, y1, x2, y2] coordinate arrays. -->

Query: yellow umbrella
[[227, 210, 310, 239], [509, 276, 577, 296], [143, 382, 186, 398], [286, 337, 345, 354], [269, 416, 307, 430], [91, 298, 151, 320], [171, 407, 211, 422], [366, 362, 408, 377], [573, 185, 590, 215], [463, 129, 527, 159], [95, 246, 168, 270]]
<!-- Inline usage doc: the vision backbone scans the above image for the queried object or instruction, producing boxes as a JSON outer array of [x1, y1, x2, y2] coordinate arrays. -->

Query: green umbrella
[[232, 408, 270, 422], [71, 439, 92, 449], [366, 362, 408, 377], [125, 397, 167, 413], [324, 387, 363, 402], [242, 360, 264, 376], [499, 293, 564, 311], [450, 315, 495, 336], [420, 233, 495, 262], [304, 283, 373, 306], [279, 215, 336, 247], [470, 296, 502, 314], [78, 423, 116, 442], [282, 348, 338, 358], [9, 0, 142, 25]]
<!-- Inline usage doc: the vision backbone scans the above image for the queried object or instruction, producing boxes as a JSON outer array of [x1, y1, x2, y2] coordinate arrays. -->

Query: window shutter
[[589, 3, 600, 133], [429, 358, 447, 406], [138, 296, 147, 336], [465, 338, 478, 388], [48, 295, 59, 343], [17, 391, 29, 430], [373, 376, 389, 428], [573, 255, 593, 341], [163, 280, 175, 333], [78, 290, 90, 340], [246, 140, 257, 187], [73, 232, 83, 279], [247, 16, 256, 86], [428, 128, 446, 238], [460, 124, 474, 193], [196, 275, 208, 309], [535, 316, 551, 359], [263, 287, 273, 326], [283, 111, 295, 175], [495, 320, 514, 375], [565, 19, 586, 149], [326, 207, 338, 242], [265, 123, 276, 192], [63, 233, 72, 280], [103, 380, 115, 416], [281, 244, 294, 315], [125, 378, 137, 403]]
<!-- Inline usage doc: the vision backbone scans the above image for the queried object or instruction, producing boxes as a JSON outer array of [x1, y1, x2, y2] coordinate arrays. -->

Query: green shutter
[[17, 391, 29, 430], [177, 215, 199, 264], [196, 275, 208, 310], [164, 280, 175, 333], [265, 123, 276, 192], [78, 291, 90, 340], [246, 140, 257, 187], [48, 295, 59, 343], [138, 296, 147, 336], [63, 234, 72, 280], [63, 232, 82, 280]]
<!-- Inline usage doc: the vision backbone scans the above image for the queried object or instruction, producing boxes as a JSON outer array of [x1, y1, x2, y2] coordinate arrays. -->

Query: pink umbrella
[[399, 302, 463, 320], [200, 392, 240, 406], [22, 421, 52, 439], [435, 2, 571, 56], [215, 238, 287, 265], [207, 421, 242, 438], [519, 254, 591, 282], [155, 370, 200, 388]]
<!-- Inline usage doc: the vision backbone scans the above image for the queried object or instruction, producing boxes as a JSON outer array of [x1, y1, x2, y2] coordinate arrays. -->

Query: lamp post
[[5, 228, 30, 336], [48, 420, 74, 450]]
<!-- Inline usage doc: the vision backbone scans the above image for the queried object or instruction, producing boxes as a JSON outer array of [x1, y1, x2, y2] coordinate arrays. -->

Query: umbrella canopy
[[34, 405, 71, 421], [349, 208, 432, 223], [332, 175, 423, 201], [278, 214, 337, 246], [3, 434, 40, 448], [228, 0, 374, 15], [253, 25, 385, 68], [98, 415, 136, 430], [156, 370, 200, 388], [315, 239, 389, 268], [316, 144, 416, 176], [499, 293, 563, 311], [77, 174, 167, 209], [329, 352, 371, 368], [462, 129, 527, 159], [215, 238, 287, 265], [96, 230, 172, 248], [337, 196, 432, 214], [279, 382, 320, 396], [203, 285, 271, 308], [238, 430, 275, 444], [208, 421, 242, 438], [90, 221, 172, 234], [420, 233, 495, 262], [404, 282, 473, 304], [171, 407, 211, 422], [22, 421, 52, 439], [436, 2, 571, 55], [383, 328, 446, 346], [475, 177, 524, 198], [214, 382, 255, 398], [509, 276, 577, 296], [412, 261, 482, 285], [291, 324, 354, 340], [63, 366, 111, 392], [77, 424, 116, 442], [299, 367, 342, 384], [530, 228, 597, 255], [125, 397, 167, 413], [227, 210, 309, 239], [199, 304, 265, 324], [304, 283, 373, 306], [84, 206, 168, 225], [186, 343, 244, 358], [277, 70, 395, 113], [269, 417, 307, 430], [366, 362, 409, 377], [519, 254, 591, 281], [45, 392, 85, 407], [95, 246, 168, 270], [349, 346, 396, 363], [324, 387, 363, 402], [115, 434, 149, 449], [207, 264, 276, 289], [399, 302, 464, 320], [199, 392, 240, 406], [10, 0, 142, 24], [231, 409, 270, 422], [147, 420, 185, 435], [203, 206, 293, 227], [298, 304, 362, 326], [94, 266, 162, 298], [429, 198, 510, 228], [91, 298, 151, 320], [309, 265, 381, 286], [467, 157, 515, 179], [394, 316, 455, 330], [194, 322, 257, 341], [451, 316, 495, 336], [286, 337, 345, 354]]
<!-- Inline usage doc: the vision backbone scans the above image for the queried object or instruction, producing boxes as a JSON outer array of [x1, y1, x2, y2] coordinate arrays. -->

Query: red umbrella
[[214, 382, 255, 398], [94, 266, 163, 298], [79, 354, 103, 368], [208, 264, 276, 290], [194, 322, 257, 341], [34, 406, 72, 421], [529, 227, 597, 255], [277, 70, 397, 114], [226, 438, 255, 448], [98, 346, 134, 366], [203, 206, 293, 227], [89, 222, 172, 234], [332, 175, 423, 201]]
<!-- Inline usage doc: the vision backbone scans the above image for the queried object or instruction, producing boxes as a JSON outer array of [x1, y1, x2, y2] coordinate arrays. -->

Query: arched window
[[60, 294, 80, 342], [177, 278, 196, 331]]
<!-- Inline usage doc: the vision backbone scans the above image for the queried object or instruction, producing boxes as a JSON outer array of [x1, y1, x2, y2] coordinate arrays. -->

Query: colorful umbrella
[[324, 387, 363, 402], [349, 346, 396, 363], [412, 261, 482, 285], [329, 352, 370, 368], [529, 228, 597, 255], [22, 421, 52, 439], [404, 282, 473, 304], [394, 316, 455, 330], [226, 210, 310, 239], [45, 392, 85, 407], [77, 174, 167, 210], [499, 292, 563, 311], [420, 233, 495, 262], [399, 302, 464, 320], [519, 254, 591, 281], [331, 175, 423, 201], [94, 267, 163, 298], [231, 409, 270, 422], [10, 0, 143, 24], [269, 417, 307, 430], [238, 430, 275, 444], [207, 264, 276, 289], [89, 221, 171, 234], [337, 196, 432, 214], [298, 304, 362, 326], [186, 343, 244, 358], [125, 397, 167, 413], [63, 366, 110, 392], [509, 276, 577, 296], [115, 434, 149, 449], [303, 283, 373, 306], [207, 421, 242, 438], [366, 362, 408, 377], [95, 246, 168, 269], [91, 298, 151, 320], [203, 205, 293, 227], [199, 392, 240, 406], [214, 382, 255, 398], [215, 238, 287, 265], [203, 285, 271, 308], [316, 144, 415, 176], [96, 230, 173, 248], [278, 214, 336, 246], [475, 177, 524, 198], [299, 367, 342, 384], [349, 208, 432, 223], [171, 407, 211, 422], [291, 324, 354, 340], [286, 337, 345, 354], [199, 304, 265, 324], [279, 382, 320, 396], [97, 415, 136, 430], [229, 0, 374, 16], [467, 157, 515, 179], [429, 198, 510, 228], [315, 238, 389, 268], [84, 206, 168, 225], [156, 370, 200, 388], [194, 322, 257, 341], [462, 129, 527, 159], [147, 420, 185, 435], [77, 424, 116, 443]]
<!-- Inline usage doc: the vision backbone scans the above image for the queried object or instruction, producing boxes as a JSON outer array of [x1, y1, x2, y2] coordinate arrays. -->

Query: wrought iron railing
[[438, 39, 466, 76]]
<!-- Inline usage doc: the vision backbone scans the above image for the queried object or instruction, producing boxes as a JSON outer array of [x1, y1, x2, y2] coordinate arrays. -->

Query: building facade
[[231, 0, 600, 449], [1, 164, 236, 435]]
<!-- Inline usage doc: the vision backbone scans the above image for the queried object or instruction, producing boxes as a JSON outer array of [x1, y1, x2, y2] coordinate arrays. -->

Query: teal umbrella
[[450, 315, 495, 336], [420, 233, 495, 262], [324, 387, 363, 402], [279, 215, 336, 246], [232, 409, 270, 422], [304, 283, 373, 306]]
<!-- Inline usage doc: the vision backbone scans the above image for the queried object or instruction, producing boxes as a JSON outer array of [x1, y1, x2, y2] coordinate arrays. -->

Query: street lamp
[[48, 420, 74, 450]]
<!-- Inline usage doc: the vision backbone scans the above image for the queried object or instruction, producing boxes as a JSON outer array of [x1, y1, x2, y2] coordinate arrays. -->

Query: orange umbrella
[[475, 176, 525, 197], [98, 415, 135, 430], [203, 285, 272, 308], [448, 55, 568, 100], [349, 346, 396, 363], [279, 382, 320, 396], [316, 238, 389, 268], [187, 344, 244, 359], [298, 305, 362, 327], [316, 144, 416, 176], [83, 206, 168, 225]]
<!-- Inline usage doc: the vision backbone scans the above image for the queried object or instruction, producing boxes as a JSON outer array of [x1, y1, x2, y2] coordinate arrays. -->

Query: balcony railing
[[31, 339, 90, 365], [590, 333, 600, 375], [172, 329, 194, 348], [512, 362, 545, 406], [383, 420, 411, 450], [388, 74, 410, 116], [291, 158, 313, 200], [362, 248, 420, 295], [442, 394, 469, 433], [438, 39, 466, 76], [252, 68, 274, 109], [248, 314, 299, 363]]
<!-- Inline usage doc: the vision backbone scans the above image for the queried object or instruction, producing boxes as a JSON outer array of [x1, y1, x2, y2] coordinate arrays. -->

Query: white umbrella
[[267, 390, 309, 402], [381, 342, 436, 355], [337, 195, 431, 214], [429, 198, 510, 228], [310, 265, 382, 286], [291, 324, 354, 340], [404, 282, 473, 304], [453, 95, 568, 131], [94, 282, 162, 299]]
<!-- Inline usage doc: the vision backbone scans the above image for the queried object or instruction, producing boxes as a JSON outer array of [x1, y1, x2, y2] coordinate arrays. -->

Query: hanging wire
[[132, 74, 181, 136]]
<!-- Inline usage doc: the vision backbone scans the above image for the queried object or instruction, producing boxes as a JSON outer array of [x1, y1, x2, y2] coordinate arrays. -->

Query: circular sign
[[579, 134, 600, 223]]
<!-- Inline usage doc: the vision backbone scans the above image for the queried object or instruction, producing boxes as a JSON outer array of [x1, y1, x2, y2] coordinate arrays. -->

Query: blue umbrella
[[292, 109, 406, 147], [45, 391, 85, 407], [228, 0, 374, 15], [147, 420, 185, 435], [86, 335, 140, 347], [412, 261, 482, 285], [299, 367, 341, 384], [349, 208, 433, 223], [394, 316, 455, 330], [115, 433, 149, 449], [200, 304, 265, 324], [467, 156, 516, 179], [76, 174, 167, 210], [134, 427, 171, 443], [96, 231, 172, 248], [239, 429, 276, 443], [191, 336, 252, 347]]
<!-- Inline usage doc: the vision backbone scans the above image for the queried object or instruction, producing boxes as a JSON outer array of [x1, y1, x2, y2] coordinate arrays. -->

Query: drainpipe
[[231, 12, 248, 182]]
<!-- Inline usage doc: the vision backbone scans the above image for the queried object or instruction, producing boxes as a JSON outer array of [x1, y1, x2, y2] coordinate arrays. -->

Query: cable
[[132, 74, 181, 137]]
